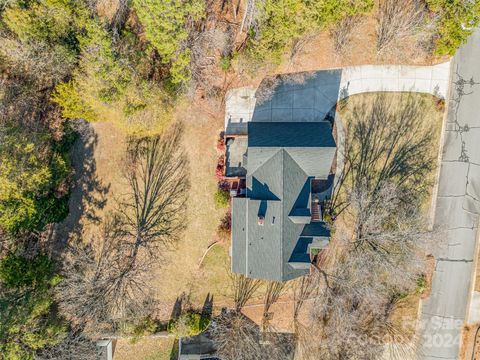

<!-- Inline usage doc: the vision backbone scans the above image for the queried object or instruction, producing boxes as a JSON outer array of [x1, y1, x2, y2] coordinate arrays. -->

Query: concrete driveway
[[224, 62, 450, 136], [418, 28, 480, 360]]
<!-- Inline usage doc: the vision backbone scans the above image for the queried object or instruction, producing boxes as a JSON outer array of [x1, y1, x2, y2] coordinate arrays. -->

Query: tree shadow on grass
[[50, 120, 110, 251], [170, 292, 191, 322], [169, 338, 179, 360], [330, 93, 436, 218]]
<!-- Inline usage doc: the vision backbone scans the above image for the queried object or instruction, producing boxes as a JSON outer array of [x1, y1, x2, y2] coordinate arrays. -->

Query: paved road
[[419, 29, 480, 360]]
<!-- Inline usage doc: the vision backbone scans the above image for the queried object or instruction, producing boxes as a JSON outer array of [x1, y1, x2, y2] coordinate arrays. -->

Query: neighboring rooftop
[[178, 332, 216, 360]]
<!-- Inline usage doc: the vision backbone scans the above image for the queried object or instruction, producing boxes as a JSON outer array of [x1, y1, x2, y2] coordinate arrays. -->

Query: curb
[[428, 59, 455, 231]]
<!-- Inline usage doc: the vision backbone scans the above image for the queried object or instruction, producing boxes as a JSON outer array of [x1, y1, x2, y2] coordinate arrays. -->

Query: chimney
[[257, 215, 265, 226]]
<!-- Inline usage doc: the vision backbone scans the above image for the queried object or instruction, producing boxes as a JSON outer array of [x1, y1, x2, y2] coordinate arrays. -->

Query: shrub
[[214, 189, 230, 209], [219, 55, 231, 72], [416, 275, 427, 294], [217, 210, 232, 239], [51, 81, 97, 122], [167, 312, 210, 338], [122, 316, 158, 343], [0, 253, 59, 289], [216, 156, 225, 180], [216, 136, 225, 152]]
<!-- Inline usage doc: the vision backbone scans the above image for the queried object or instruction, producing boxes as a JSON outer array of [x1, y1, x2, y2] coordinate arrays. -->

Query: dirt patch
[[460, 324, 480, 360], [281, 16, 448, 74]]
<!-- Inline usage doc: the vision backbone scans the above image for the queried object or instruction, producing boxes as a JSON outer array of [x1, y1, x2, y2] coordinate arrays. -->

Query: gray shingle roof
[[231, 121, 335, 282], [232, 149, 331, 281], [231, 197, 247, 275], [248, 122, 336, 148]]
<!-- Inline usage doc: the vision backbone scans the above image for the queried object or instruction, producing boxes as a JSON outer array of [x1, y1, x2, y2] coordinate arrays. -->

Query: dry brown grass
[[66, 101, 236, 321], [149, 102, 231, 317], [338, 92, 444, 213], [334, 92, 444, 338], [459, 323, 480, 360], [81, 122, 128, 240], [113, 336, 176, 360]]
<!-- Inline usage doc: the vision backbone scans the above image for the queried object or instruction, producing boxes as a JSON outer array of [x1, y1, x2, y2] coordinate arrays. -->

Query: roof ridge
[[249, 148, 281, 177], [283, 149, 308, 179]]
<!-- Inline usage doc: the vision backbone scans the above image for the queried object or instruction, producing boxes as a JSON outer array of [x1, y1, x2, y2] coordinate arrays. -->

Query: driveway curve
[[224, 61, 451, 136]]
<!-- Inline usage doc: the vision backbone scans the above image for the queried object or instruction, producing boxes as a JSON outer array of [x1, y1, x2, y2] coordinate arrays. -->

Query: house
[[228, 120, 336, 282], [96, 339, 113, 360], [178, 332, 218, 360]]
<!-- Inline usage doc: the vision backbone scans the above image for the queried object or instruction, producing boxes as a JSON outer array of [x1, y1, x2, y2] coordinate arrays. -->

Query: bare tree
[[231, 273, 262, 311], [242, 0, 267, 35], [35, 330, 98, 360], [255, 71, 314, 105], [329, 93, 436, 218], [56, 217, 156, 334], [210, 309, 293, 360], [307, 250, 422, 359], [293, 275, 317, 322], [210, 310, 262, 360], [254, 75, 282, 105], [0, 35, 76, 88], [188, 28, 234, 99], [240, 0, 266, 33], [298, 181, 439, 360], [57, 123, 189, 332], [262, 281, 285, 331], [376, 0, 426, 56], [119, 122, 189, 263], [331, 16, 364, 56]]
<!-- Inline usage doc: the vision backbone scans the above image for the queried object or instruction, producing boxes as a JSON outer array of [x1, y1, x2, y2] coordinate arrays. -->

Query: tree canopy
[[0, 124, 70, 234], [0, 253, 66, 360], [427, 0, 480, 55], [132, 0, 205, 85]]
